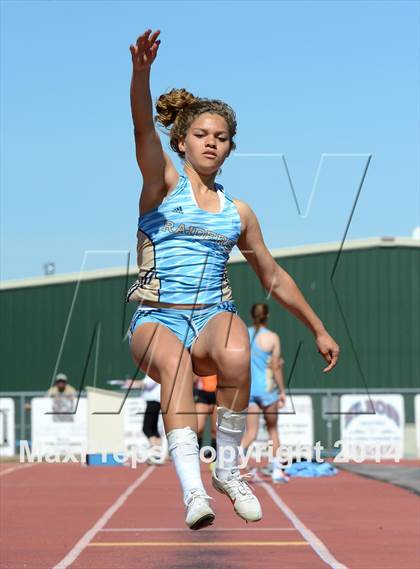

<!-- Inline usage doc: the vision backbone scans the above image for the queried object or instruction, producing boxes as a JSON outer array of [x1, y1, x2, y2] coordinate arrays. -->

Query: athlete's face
[[179, 113, 231, 174]]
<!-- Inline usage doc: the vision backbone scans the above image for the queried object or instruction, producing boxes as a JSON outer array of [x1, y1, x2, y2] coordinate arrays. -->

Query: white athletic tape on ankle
[[216, 406, 247, 434], [167, 427, 198, 456]]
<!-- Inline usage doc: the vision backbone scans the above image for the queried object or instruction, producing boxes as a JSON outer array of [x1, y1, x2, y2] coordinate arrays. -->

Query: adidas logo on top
[[172, 206, 183, 214]]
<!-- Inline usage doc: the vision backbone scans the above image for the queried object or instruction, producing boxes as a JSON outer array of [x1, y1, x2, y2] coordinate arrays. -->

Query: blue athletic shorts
[[249, 391, 280, 408], [128, 301, 238, 349]]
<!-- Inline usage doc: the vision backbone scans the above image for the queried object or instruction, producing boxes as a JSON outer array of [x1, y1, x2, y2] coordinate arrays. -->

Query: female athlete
[[126, 29, 340, 530], [241, 303, 289, 483]]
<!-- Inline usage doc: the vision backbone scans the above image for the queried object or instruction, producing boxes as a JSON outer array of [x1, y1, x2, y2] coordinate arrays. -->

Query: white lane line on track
[[0, 463, 36, 477], [99, 527, 298, 532], [260, 479, 348, 569], [52, 466, 156, 569]]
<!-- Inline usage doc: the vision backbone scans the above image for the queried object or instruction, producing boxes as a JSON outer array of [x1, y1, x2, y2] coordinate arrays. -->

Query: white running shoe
[[145, 447, 166, 465], [146, 456, 165, 465], [272, 467, 290, 484], [246, 467, 260, 483], [260, 463, 273, 477], [184, 488, 215, 530], [212, 468, 262, 522]]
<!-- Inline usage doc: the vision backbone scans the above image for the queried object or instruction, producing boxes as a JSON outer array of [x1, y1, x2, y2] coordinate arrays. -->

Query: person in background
[[47, 373, 77, 397], [119, 375, 166, 465], [241, 304, 289, 483], [47, 372, 77, 422]]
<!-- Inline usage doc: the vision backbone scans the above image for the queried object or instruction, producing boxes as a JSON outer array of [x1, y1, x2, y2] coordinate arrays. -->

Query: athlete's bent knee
[[215, 350, 249, 380]]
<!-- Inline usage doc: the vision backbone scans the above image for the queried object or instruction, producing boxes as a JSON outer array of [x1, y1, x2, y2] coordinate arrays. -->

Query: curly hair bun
[[155, 88, 197, 128]]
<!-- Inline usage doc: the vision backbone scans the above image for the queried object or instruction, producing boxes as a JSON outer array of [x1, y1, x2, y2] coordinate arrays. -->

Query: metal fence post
[[20, 394, 25, 447]]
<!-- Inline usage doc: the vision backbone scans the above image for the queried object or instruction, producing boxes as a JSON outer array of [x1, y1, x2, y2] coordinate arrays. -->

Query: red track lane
[[267, 468, 420, 569], [68, 463, 325, 569], [0, 462, 146, 569], [0, 463, 35, 476], [1, 461, 419, 568]]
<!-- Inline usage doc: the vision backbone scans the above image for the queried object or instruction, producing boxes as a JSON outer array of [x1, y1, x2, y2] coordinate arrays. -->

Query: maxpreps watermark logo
[[19, 440, 403, 468]]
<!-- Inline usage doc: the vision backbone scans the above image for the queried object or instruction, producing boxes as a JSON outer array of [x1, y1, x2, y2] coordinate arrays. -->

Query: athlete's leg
[[192, 312, 250, 410], [241, 403, 260, 451], [192, 313, 262, 522], [131, 322, 214, 528], [262, 401, 289, 482], [192, 313, 250, 478], [210, 404, 217, 442], [130, 322, 196, 432], [195, 401, 216, 460], [262, 401, 280, 456]]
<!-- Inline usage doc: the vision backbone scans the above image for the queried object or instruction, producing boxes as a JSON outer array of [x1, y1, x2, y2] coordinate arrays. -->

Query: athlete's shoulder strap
[[249, 325, 261, 343], [165, 173, 189, 200]]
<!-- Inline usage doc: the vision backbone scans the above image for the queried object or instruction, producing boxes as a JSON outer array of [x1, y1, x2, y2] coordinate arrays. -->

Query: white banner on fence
[[0, 398, 15, 457], [277, 395, 314, 448], [253, 395, 314, 456], [340, 394, 404, 460], [30, 395, 168, 459], [415, 394, 420, 458], [31, 397, 87, 455], [87, 387, 125, 454]]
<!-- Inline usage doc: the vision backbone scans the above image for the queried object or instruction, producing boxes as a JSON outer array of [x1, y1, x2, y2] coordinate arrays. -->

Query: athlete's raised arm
[[236, 200, 340, 373], [129, 29, 178, 212]]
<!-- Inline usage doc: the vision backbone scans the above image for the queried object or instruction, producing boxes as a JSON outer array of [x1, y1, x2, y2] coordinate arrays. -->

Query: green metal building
[[2, 236, 418, 391]]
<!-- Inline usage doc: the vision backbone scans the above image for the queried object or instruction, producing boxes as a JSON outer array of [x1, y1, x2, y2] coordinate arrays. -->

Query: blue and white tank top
[[126, 174, 242, 305], [248, 326, 277, 397]]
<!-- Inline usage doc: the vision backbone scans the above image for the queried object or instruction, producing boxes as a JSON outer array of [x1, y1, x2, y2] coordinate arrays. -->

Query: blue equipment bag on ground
[[285, 461, 338, 478]]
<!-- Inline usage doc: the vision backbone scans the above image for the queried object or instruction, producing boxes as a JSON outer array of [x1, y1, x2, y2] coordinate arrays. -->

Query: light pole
[[43, 262, 55, 276]]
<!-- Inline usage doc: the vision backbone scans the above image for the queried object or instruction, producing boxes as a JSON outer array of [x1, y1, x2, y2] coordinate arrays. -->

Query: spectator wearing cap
[[47, 373, 77, 397]]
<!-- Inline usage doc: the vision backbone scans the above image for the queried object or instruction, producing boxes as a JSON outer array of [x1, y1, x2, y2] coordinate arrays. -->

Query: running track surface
[[1, 461, 419, 569]]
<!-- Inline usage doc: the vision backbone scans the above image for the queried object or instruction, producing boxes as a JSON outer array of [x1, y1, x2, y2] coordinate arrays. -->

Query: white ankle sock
[[167, 427, 205, 503], [271, 457, 282, 469], [215, 406, 247, 481]]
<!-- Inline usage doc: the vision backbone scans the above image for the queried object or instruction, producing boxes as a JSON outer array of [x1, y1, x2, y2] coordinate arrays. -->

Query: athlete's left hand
[[278, 391, 287, 408], [315, 331, 340, 373]]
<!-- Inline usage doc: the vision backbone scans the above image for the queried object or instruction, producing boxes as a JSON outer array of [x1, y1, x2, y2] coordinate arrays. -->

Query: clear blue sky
[[1, 0, 419, 280]]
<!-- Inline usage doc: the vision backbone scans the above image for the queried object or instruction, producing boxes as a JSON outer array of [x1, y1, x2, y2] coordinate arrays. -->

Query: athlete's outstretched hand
[[277, 391, 287, 409], [315, 331, 340, 373], [129, 29, 161, 71]]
